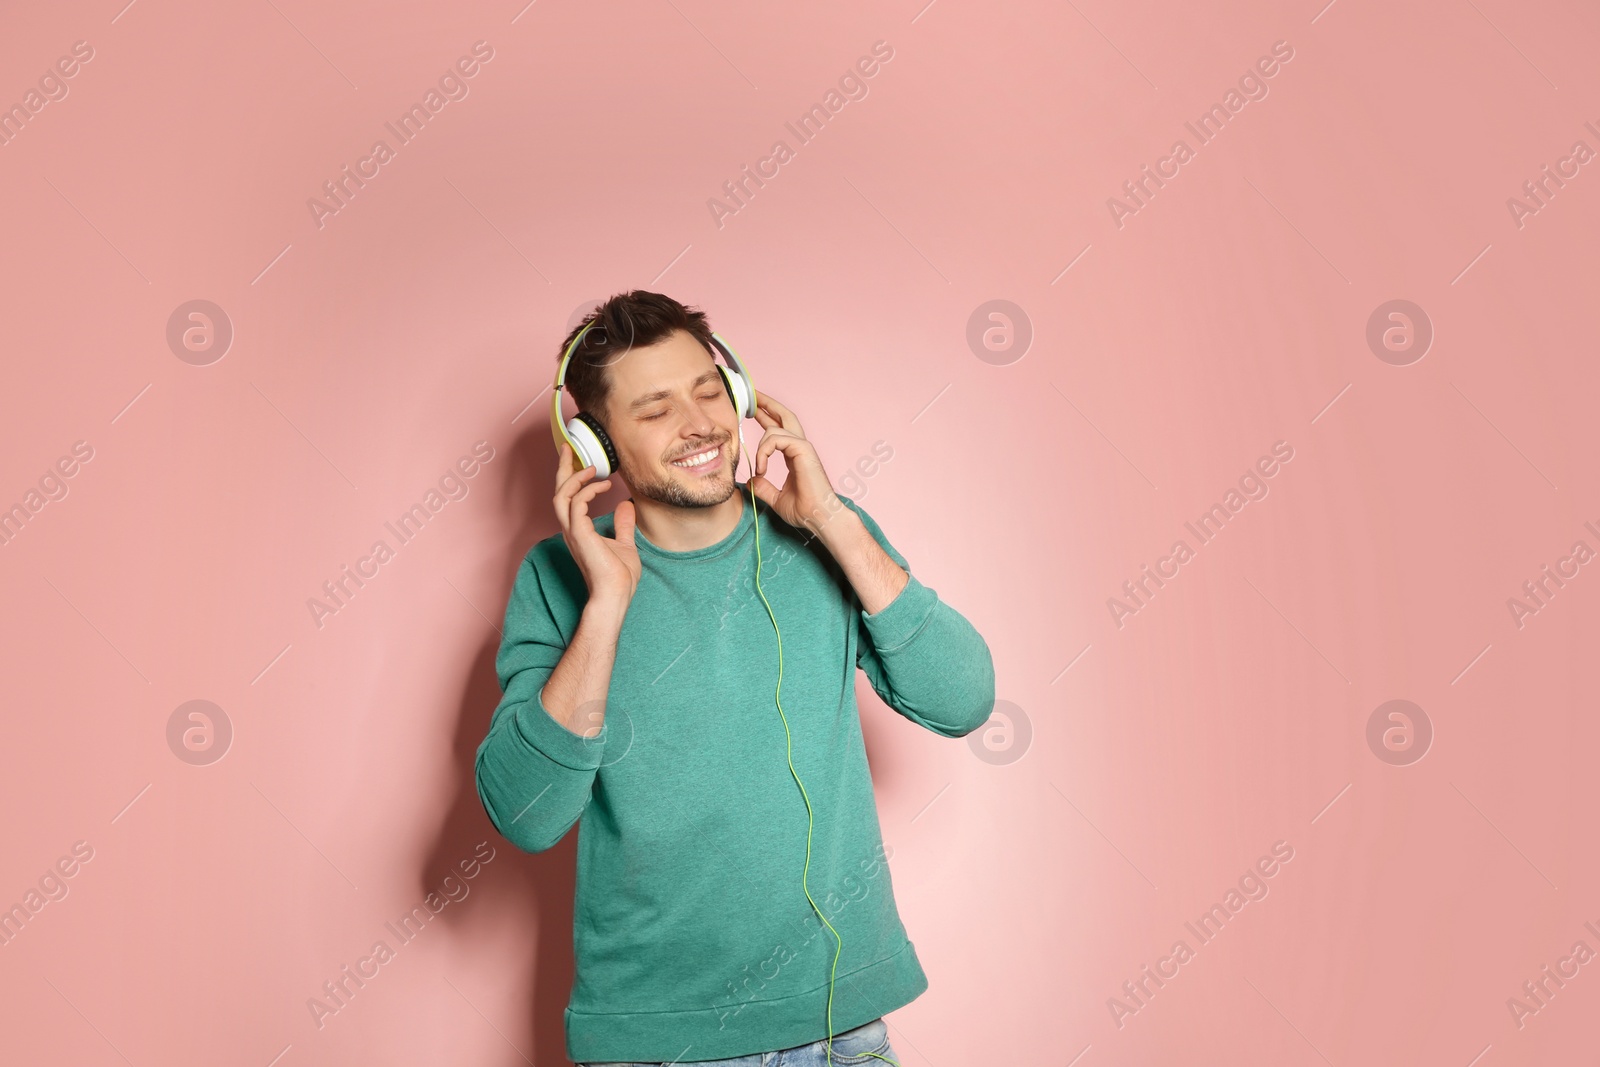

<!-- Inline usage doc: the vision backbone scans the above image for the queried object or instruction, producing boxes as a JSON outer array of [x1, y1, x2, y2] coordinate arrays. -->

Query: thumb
[[613, 498, 637, 547], [747, 474, 779, 509]]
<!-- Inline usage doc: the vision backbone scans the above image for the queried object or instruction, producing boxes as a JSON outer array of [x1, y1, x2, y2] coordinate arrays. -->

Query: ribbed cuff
[[512, 686, 608, 771], [861, 573, 938, 653]]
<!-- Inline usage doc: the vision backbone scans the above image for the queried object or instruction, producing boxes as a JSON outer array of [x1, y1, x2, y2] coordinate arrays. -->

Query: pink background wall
[[3, 1, 1597, 1063]]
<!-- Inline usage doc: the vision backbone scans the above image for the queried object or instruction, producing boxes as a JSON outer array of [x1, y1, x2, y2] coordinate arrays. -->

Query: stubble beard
[[619, 433, 741, 509]]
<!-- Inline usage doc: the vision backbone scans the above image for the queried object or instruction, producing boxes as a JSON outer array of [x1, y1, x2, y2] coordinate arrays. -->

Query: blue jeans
[[580, 1016, 900, 1067]]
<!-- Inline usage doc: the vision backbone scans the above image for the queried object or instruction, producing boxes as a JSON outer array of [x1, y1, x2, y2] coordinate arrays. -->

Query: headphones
[[549, 318, 758, 479], [547, 315, 901, 1067]]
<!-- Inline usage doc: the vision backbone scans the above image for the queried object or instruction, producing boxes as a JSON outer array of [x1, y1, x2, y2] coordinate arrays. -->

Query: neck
[[631, 482, 747, 552]]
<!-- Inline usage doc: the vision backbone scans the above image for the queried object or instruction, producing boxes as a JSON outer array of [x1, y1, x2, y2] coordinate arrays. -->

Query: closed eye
[[642, 392, 722, 420]]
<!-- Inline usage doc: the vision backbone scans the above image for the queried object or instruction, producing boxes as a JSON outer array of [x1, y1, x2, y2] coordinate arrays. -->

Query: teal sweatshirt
[[474, 483, 996, 1063]]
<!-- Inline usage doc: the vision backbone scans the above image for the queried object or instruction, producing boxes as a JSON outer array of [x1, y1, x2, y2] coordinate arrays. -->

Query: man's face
[[600, 328, 742, 508]]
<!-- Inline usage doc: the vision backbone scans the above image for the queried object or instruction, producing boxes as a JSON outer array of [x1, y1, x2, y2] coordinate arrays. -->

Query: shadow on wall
[[417, 422, 589, 1066]]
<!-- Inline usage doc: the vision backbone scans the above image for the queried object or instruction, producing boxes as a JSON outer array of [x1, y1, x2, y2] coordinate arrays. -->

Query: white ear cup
[[719, 364, 754, 420], [565, 416, 613, 479]]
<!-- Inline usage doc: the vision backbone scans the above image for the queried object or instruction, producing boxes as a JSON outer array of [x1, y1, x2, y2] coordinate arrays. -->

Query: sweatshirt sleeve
[[474, 546, 609, 854], [839, 495, 997, 738]]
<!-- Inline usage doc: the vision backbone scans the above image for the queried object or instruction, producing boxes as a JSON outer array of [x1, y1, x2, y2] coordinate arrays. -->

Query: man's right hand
[[553, 442, 640, 611]]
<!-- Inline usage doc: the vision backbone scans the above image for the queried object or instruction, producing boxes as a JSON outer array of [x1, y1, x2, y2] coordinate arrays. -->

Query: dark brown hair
[[557, 291, 717, 424]]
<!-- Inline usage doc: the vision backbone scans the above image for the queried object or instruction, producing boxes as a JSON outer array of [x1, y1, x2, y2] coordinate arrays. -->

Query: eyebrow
[[627, 369, 723, 411]]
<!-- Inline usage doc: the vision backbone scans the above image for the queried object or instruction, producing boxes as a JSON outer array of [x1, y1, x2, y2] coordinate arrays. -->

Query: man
[[474, 291, 996, 1066]]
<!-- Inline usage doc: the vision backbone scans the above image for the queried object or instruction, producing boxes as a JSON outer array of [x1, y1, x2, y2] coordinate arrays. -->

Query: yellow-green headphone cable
[[745, 474, 901, 1067]]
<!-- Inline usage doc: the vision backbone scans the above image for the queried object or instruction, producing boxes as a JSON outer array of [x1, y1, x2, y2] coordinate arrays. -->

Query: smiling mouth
[[669, 443, 723, 470]]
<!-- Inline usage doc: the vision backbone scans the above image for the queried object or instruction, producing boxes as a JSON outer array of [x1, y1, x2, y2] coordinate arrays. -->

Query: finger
[[755, 391, 803, 436], [554, 448, 597, 499], [553, 463, 601, 534], [755, 429, 801, 476], [748, 474, 779, 509], [612, 498, 636, 548], [571, 472, 611, 514], [553, 461, 595, 515], [553, 444, 598, 489], [754, 430, 783, 476], [555, 440, 593, 486], [567, 475, 612, 536]]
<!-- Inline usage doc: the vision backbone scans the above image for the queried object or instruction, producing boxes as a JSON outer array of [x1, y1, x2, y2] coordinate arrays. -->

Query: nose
[[673, 396, 716, 438]]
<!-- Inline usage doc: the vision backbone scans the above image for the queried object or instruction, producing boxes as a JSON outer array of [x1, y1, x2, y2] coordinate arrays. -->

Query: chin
[[666, 467, 736, 507], [624, 462, 737, 509]]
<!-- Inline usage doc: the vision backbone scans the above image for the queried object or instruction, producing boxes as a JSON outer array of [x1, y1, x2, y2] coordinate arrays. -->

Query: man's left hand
[[746, 390, 849, 538]]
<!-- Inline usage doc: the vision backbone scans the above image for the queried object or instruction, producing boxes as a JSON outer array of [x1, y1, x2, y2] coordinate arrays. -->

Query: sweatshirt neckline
[[633, 483, 756, 562]]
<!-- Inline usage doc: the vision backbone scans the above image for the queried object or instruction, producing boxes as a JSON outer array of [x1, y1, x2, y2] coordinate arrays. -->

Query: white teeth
[[671, 446, 719, 468]]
